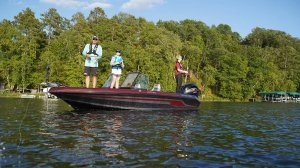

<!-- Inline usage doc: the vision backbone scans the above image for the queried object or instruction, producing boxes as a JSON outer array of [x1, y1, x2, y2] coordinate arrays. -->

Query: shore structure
[[258, 91, 300, 103]]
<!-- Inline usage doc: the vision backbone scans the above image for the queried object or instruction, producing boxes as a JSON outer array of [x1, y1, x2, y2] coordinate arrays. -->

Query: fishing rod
[[183, 56, 189, 84]]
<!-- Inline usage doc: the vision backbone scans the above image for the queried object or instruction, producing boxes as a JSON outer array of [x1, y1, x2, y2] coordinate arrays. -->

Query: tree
[[1, 7, 300, 99], [41, 8, 69, 41], [13, 8, 45, 91], [217, 53, 248, 100], [0, 20, 20, 89], [87, 7, 107, 24]]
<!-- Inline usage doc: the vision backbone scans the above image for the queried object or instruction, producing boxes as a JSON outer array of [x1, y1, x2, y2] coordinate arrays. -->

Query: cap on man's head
[[176, 55, 182, 60], [116, 49, 121, 53], [92, 36, 98, 40]]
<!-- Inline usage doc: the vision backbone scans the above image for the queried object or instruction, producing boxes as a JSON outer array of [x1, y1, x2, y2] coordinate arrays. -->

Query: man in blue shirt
[[82, 36, 102, 88]]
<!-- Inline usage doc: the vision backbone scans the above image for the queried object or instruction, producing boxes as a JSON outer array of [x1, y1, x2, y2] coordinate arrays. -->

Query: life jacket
[[112, 56, 123, 69], [112, 64, 122, 69], [87, 43, 98, 56]]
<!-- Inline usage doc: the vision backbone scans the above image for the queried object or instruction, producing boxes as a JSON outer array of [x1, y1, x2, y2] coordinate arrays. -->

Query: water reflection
[[99, 114, 126, 157], [41, 109, 197, 167]]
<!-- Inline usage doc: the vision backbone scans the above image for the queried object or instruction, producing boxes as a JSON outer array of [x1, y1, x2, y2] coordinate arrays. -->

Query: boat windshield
[[102, 72, 149, 89], [121, 72, 149, 89]]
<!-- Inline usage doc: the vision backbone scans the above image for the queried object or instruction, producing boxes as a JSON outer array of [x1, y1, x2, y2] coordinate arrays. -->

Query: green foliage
[[217, 53, 249, 100], [0, 7, 299, 100]]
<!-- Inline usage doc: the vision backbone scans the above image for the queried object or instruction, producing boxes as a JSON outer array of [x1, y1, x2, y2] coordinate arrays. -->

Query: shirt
[[82, 43, 102, 67], [175, 62, 183, 76]]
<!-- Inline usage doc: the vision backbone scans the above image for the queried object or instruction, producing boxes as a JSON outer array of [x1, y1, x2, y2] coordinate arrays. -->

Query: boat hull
[[49, 87, 200, 111]]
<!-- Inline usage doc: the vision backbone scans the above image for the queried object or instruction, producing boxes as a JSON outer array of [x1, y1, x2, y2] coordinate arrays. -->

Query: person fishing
[[110, 49, 124, 89], [174, 55, 188, 93], [82, 36, 103, 88]]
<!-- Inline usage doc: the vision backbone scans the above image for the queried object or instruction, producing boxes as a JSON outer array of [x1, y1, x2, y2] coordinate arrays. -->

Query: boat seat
[[151, 84, 161, 91], [134, 83, 141, 89]]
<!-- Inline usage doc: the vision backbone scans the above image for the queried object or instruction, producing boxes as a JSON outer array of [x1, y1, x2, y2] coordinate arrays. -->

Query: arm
[[82, 44, 89, 58], [176, 63, 188, 74], [121, 57, 124, 68], [177, 68, 188, 73], [95, 45, 102, 59], [110, 56, 116, 66]]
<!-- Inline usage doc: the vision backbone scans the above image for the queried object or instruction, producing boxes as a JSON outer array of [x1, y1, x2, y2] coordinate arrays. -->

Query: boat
[[48, 72, 200, 111]]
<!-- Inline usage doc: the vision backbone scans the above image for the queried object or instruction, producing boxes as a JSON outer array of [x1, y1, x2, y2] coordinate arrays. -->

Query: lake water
[[0, 97, 299, 167]]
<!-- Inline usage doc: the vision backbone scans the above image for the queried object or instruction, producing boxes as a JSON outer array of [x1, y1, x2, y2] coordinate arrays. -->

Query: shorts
[[112, 68, 122, 76], [84, 66, 97, 76]]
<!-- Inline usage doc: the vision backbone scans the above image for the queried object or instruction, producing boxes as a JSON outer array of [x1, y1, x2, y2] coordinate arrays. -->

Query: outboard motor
[[180, 84, 200, 97]]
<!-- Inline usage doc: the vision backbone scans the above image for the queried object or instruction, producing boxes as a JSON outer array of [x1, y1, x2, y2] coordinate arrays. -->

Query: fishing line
[[17, 98, 32, 147]]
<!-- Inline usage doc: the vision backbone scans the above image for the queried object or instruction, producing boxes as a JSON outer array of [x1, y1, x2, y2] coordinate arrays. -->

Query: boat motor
[[180, 84, 200, 97], [41, 65, 64, 88]]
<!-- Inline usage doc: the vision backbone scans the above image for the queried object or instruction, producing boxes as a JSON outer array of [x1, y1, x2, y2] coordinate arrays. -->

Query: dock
[[258, 91, 300, 102]]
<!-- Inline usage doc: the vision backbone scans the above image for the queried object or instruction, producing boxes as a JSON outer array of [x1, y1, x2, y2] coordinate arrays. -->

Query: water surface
[[0, 98, 299, 167]]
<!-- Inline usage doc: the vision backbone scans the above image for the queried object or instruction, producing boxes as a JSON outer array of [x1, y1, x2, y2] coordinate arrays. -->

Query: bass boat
[[48, 72, 200, 111]]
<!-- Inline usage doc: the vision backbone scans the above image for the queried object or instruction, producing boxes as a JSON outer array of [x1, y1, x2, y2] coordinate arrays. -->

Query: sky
[[0, 0, 299, 38]]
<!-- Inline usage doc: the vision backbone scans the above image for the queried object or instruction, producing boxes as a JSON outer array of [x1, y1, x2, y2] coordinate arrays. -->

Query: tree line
[[0, 7, 299, 101]]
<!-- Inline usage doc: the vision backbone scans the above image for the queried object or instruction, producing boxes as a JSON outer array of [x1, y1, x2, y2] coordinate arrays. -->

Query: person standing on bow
[[82, 36, 102, 88], [174, 55, 188, 93], [110, 50, 124, 89]]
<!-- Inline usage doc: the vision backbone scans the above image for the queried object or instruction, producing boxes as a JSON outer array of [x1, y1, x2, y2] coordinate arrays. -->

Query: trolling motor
[[40, 65, 63, 88], [40, 65, 63, 99]]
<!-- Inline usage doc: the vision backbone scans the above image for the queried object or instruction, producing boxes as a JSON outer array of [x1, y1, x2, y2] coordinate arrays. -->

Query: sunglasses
[[93, 38, 98, 40]]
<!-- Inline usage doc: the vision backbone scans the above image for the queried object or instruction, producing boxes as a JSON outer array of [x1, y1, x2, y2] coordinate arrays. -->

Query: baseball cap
[[176, 55, 182, 60], [92, 36, 98, 40]]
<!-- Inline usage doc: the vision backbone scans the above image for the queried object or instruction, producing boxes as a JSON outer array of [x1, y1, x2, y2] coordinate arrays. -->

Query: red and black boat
[[48, 72, 200, 111]]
